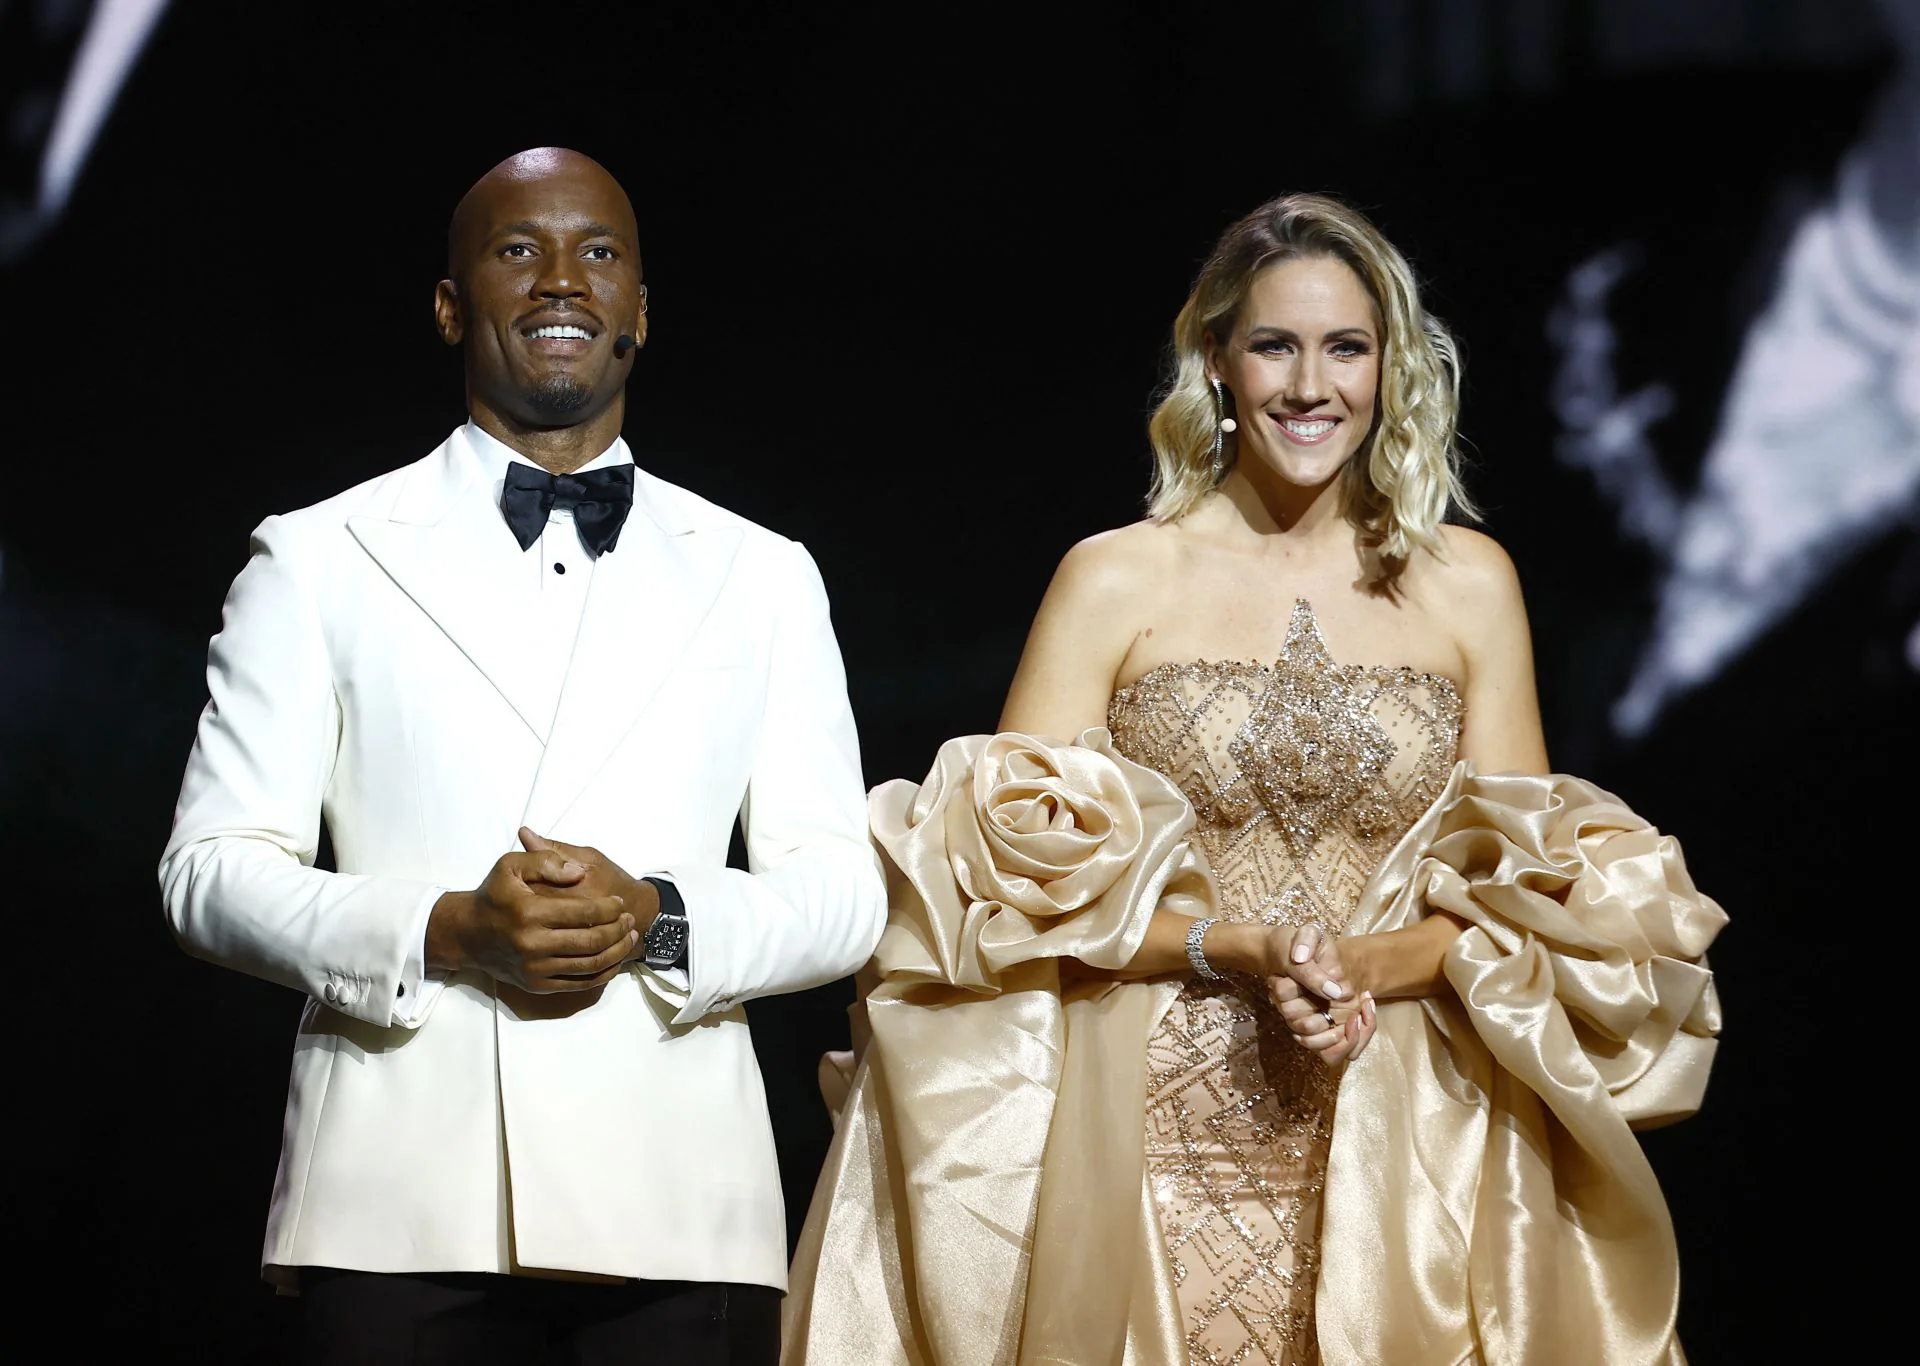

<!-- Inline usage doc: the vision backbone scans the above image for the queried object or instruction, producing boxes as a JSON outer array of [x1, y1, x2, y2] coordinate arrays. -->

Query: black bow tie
[[500, 462, 636, 557]]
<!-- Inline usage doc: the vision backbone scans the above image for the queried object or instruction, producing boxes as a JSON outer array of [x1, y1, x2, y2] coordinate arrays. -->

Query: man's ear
[[433, 278, 463, 346], [624, 281, 649, 352]]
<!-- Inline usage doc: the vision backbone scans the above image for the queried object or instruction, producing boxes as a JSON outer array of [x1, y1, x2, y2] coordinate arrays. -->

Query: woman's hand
[[1265, 924, 1376, 1067], [1255, 921, 1354, 1004], [1271, 974, 1376, 1066]]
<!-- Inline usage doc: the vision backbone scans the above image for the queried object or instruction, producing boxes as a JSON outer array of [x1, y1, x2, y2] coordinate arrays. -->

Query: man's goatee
[[525, 375, 592, 418]]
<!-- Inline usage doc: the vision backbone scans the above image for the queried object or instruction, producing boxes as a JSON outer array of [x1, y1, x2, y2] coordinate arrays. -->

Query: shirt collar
[[460, 419, 634, 489]]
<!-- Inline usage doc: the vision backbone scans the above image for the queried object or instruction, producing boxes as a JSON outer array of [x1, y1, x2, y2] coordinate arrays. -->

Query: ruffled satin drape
[[782, 729, 1214, 1366], [783, 748, 1725, 1366], [1318, 763, 1725, 1366]]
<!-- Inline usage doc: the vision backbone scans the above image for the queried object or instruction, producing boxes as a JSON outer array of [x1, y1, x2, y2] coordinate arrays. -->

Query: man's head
[[435, 148, 647, 434]]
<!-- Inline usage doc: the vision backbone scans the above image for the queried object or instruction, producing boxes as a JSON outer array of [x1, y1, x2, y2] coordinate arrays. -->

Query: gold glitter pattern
[[1108, 599, 1462, 1365]]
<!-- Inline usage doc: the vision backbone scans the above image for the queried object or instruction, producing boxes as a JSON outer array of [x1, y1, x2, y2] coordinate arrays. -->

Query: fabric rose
[[872, 727, 1215, 993]]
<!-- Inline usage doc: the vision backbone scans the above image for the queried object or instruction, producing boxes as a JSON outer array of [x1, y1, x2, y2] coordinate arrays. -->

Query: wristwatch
[[640, 876, 690, 971]]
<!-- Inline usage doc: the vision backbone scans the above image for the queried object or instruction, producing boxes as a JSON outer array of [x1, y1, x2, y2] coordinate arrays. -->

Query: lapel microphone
[[614, 284, 649, 359]]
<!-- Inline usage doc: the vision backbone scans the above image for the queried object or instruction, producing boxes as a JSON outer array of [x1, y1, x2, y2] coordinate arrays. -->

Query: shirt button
[[322, 982, 338, 1004], [553, 562, 567, 575]]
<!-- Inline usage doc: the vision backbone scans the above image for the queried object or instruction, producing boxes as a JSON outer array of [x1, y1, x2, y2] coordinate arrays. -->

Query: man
[[158, 147, 886, 1364]]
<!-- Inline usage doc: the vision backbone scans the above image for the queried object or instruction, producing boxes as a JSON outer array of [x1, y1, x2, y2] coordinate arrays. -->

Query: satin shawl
[[783, 729, 1213, 1366], [784, 747, 1725, 1366], [1319, 763, 1724, 1366]]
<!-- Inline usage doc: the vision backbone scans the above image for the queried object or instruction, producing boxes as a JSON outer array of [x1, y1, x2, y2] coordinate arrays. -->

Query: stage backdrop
[[3, 2, 1911, 1361]]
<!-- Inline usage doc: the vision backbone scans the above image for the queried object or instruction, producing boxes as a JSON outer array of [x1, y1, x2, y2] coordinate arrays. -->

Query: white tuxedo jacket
[[159, 427, 886, 1290]]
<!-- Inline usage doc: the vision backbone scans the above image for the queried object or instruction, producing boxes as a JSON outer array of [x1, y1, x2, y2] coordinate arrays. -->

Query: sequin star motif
[[1231, 601, 1396, 858]]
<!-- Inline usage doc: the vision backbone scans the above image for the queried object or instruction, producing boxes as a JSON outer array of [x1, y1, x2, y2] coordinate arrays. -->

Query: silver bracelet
[[1185, 917, 1225, 981]]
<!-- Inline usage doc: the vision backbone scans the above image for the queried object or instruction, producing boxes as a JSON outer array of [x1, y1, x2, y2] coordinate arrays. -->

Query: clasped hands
[[425, 828, 662, 993], [1261, 923, 1377, 1068]]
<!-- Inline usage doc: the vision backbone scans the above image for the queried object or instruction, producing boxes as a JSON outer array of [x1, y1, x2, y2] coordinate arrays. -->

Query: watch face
[[645, 913, 687, 966]]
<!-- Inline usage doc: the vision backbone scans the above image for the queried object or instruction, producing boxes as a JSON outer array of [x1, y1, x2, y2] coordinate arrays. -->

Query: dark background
[[2, 1, 1913, 1361]]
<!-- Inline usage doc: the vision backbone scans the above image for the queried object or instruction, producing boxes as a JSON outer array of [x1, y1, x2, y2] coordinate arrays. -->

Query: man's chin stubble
[[523, 374, 594, 420]]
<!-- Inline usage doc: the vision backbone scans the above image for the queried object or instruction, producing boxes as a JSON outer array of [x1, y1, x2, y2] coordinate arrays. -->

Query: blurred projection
[[0, 0, 169, 264], [1554, 52, 1919, 737]]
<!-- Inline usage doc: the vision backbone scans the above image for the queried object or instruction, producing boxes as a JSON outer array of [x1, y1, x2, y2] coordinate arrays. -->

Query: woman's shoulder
[[1050, 518, 1184, 601], [1407, 524, 1532, 650], [1417, 524, 1523, 598]]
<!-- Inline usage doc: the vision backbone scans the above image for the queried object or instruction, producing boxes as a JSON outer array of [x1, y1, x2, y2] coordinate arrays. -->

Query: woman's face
[[1209, 255, 1382, 492]]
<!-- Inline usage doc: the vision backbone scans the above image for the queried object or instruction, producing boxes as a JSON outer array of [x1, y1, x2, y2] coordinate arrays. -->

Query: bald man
[[159, 148, 885, 1364]]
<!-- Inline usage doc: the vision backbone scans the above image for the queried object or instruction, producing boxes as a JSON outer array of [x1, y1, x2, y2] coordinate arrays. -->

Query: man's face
[[435, 156, 647, 429]]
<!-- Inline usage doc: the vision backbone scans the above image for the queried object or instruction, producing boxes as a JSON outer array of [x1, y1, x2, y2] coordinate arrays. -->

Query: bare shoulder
[[1420, 527, 1548, 772], [1001, 519, 1180, 734], [1045, 518, 1181, 614], [1431, 523, 1519, 580], [1397, 524, 1528, 655], [1423, 524, 1525, 608]]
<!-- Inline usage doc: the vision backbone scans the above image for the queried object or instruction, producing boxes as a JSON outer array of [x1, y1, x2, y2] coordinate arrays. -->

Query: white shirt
[[393, 421, 658, 1023]]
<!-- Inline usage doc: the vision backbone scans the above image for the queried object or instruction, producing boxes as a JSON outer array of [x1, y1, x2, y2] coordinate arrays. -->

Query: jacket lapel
[[348, 435, 554, 742], [521, 473, 744, 832]]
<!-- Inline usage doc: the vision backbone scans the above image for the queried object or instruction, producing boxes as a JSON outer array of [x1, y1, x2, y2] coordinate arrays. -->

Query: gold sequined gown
[[1107, 599, 1462, 1366]]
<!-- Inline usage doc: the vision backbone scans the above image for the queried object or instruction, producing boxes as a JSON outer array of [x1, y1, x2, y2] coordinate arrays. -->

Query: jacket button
[[322, 982, 338, 1005]]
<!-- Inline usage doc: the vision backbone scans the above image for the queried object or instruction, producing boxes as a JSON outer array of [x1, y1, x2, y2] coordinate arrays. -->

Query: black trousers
[[298, 1267, 781, 1366]]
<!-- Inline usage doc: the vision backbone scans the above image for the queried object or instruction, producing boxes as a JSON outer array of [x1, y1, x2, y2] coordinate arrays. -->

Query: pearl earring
[[1215, 381, 1237, 435], [1210, 378, 1237, 477]]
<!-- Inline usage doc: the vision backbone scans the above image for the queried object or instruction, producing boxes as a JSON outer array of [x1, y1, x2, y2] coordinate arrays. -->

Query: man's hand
[[518, 827, 662, 938], [426, 848, 636, 993]]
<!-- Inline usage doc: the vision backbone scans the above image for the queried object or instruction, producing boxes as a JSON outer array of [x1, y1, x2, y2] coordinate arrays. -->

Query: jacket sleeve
[[661, 538, 887, 1023], [157, 516, 445, 1028]]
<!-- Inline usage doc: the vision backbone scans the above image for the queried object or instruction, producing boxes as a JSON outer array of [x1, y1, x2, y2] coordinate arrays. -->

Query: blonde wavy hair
[[1147, 193, 1473, 568]]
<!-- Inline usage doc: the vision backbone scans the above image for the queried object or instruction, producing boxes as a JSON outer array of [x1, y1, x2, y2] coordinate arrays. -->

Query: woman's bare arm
[[1344, 529, 1549, 999], [1447, 527, 1551, 777], [998, 532, 1142, 739]]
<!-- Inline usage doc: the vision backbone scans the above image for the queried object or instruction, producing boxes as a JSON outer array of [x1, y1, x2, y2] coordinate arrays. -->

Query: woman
[[787, 195, 1723, 1366]]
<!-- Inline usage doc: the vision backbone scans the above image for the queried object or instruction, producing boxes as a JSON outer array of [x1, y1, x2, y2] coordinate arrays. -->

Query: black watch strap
[[641, 876, 690, 972]]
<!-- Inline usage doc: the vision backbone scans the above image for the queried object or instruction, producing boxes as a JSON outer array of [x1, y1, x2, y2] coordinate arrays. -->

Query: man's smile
[[518, 310, 601, 357]]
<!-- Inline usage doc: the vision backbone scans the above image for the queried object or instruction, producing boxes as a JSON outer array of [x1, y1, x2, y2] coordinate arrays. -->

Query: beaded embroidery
[[1110, 599, 1461, 1365]]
